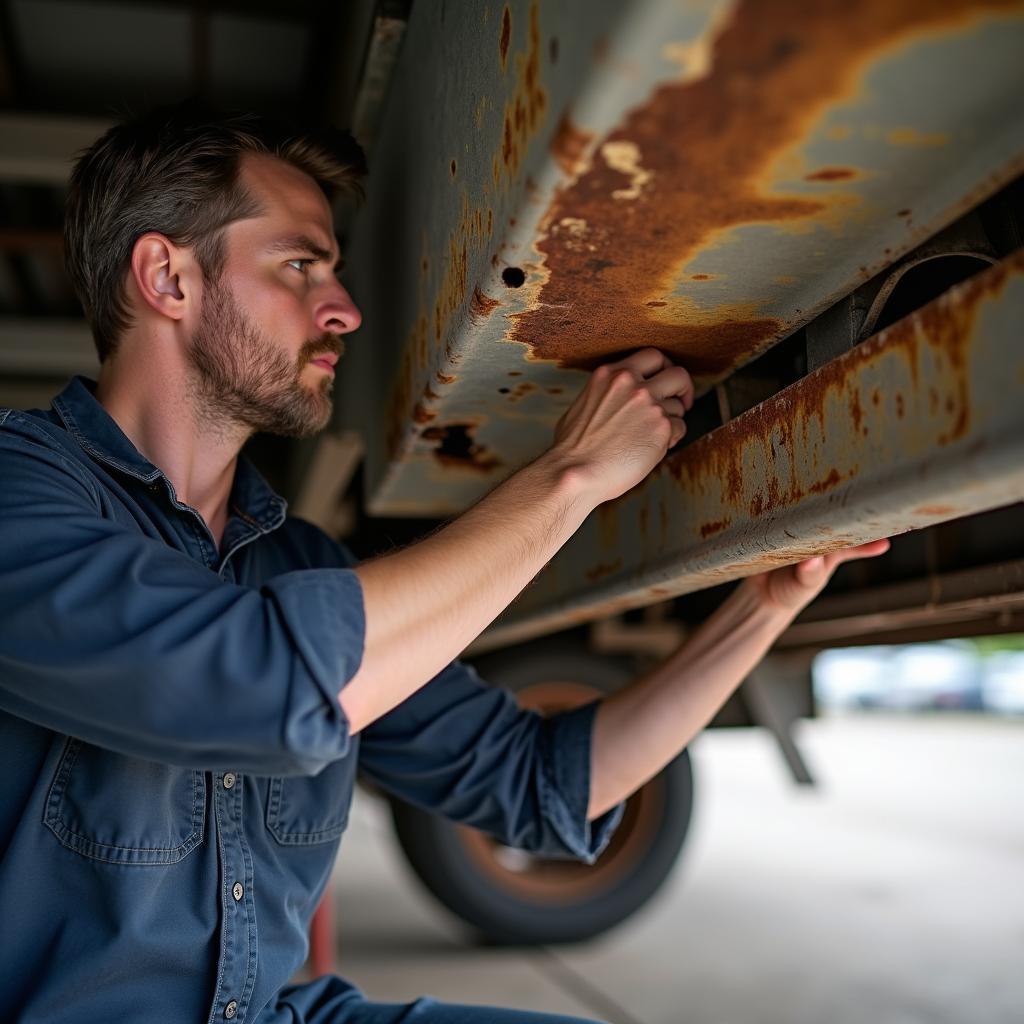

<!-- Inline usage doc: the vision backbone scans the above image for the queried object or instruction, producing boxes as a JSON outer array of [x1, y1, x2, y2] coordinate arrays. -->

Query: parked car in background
[[981, 652, 1024, 715], [815, 642, 991, 712]]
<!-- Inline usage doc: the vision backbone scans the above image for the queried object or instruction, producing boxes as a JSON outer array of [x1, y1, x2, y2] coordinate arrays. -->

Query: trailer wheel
[[389, 648, 694, 944]]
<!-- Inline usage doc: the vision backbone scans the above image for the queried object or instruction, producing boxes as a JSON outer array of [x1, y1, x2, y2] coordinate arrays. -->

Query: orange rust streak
[[499, 7, 512, 70], [496, 1, 547, 187], [585, 558, 624, 583], [550, 112, 593, 176], [470, 285, 501, 322], [512, 0, 1017, 378], [700, 517, 732, 538], [666, 251, 1020, 515], [804, 166, 856, 181]]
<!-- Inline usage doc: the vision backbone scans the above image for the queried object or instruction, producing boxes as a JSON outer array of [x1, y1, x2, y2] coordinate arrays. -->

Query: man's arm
[[587, 540, 891, 818], [341, 348, 694, 733]]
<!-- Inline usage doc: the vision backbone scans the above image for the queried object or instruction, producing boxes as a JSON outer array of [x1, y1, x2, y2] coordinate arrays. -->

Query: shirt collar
[[52, 375, 288, 533]]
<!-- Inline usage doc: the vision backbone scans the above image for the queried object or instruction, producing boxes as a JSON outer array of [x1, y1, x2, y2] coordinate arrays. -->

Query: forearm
[[587, 583, 793, 818], [341, 453, 594, 732]]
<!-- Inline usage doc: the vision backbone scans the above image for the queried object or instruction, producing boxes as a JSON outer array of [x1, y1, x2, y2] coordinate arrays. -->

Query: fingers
[[608, 347, 674, 380], [667, 416, 687, 448], [646, 366, 695, 410], [799, 538, 891, 587], [830, 538, 892, 568], [795, 556, 827, 583]]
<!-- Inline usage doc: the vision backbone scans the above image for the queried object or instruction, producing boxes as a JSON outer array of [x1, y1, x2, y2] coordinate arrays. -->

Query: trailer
[[0, 0, 1021, 947]]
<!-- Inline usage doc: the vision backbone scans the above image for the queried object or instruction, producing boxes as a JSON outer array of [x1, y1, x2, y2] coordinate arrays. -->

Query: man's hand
[[551, 347, 693, 505], [589, 538, 893, 818], [739, 539, 892, 619]]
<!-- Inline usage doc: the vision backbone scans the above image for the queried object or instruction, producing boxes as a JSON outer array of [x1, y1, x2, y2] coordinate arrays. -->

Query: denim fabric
[[270, 975, 605, 1023], [0, 377, 623, 1024]]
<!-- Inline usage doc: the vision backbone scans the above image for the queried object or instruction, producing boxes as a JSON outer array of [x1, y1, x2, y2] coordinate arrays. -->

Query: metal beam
[[342, 0, 1024, 516], [475, 251, 1024, 651], [777, 558, 1024, 649], [0, 318, 98, 376], [0, 114, 112, 185]]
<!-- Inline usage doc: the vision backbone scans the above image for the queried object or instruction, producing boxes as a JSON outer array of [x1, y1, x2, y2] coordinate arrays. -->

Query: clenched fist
[[551, 348, 694, 505]]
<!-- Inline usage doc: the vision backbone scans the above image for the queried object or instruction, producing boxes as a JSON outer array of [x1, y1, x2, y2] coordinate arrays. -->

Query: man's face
[[186, 153, 361, 439]]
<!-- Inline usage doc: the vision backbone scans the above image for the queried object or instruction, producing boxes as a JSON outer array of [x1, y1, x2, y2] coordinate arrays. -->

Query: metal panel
[[474, 250, 1024, 651], [341, 0, 1024, 516]]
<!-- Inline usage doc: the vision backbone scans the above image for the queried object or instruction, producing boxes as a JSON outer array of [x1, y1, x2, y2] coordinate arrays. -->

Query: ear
[[128, 233, 195, 324]]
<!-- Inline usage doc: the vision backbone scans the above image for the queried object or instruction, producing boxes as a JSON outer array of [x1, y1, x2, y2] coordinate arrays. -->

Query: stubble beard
[[186, 275, 338, 440]]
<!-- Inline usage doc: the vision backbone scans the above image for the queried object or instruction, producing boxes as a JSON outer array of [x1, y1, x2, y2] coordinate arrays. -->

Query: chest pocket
[[44, 737, 205, 865], [265, 742, 358, 846]]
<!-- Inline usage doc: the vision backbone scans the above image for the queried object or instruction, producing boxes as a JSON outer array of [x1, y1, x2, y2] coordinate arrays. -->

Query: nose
[[316, 282, 362, 336]]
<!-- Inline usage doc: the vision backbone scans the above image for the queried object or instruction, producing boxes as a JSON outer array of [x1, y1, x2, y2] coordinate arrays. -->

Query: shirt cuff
[[537, 700, 625, 864], [262, 568, 366, 767]]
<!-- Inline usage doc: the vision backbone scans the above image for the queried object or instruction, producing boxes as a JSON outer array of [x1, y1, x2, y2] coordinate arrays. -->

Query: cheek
[[239, 281, 308, 339]]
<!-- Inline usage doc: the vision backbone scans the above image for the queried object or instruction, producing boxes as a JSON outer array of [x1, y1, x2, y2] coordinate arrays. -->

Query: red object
[[308, 882, 335, 978]]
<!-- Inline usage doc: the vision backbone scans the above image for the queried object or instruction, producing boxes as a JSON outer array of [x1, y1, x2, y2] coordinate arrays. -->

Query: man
[[0, 103, 888, 1024]]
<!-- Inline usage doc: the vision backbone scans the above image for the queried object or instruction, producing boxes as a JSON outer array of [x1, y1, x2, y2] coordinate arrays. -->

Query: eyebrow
[[265, 234, 344, 272]]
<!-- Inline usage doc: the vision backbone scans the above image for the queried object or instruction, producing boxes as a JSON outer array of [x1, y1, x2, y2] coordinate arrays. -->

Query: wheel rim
[[456, 680, 667, 905]]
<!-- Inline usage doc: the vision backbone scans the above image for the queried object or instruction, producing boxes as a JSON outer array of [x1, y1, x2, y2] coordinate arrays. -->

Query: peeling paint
[[422, 422, 503, 472], [495, 0, 548, 187], [510, 0, 1019, 380]]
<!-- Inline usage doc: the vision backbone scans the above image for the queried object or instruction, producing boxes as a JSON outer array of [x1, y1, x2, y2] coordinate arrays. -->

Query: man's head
[[64, 100, 365, 437]]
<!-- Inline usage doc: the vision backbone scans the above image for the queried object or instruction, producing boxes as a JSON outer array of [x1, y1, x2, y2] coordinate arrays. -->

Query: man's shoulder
[[0, 404, 84, 466], [0, 405, 101, 508]]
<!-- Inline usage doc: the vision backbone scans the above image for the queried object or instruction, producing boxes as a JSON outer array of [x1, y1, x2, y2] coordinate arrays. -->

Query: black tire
[[389, 644, 695, 944]]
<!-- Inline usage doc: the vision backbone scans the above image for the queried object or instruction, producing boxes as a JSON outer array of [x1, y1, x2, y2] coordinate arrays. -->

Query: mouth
[[309, 352, 339, 374]]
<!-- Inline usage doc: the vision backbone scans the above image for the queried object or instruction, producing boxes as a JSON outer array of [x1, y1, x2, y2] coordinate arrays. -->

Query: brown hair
[[64, 99, 366, 362]]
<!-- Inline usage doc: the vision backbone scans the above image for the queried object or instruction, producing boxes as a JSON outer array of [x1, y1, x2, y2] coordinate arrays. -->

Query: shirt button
[[224, 1000, 238, 1019], [232, 882, 244, 902], [222, 773, 236, 790]]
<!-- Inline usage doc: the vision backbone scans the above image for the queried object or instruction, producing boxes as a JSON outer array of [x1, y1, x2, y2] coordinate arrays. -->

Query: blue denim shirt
[[0, 377, 622, 1024]]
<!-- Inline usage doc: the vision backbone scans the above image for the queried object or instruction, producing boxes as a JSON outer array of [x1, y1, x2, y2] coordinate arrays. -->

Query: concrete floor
[[326, 713, 1024, 1024]]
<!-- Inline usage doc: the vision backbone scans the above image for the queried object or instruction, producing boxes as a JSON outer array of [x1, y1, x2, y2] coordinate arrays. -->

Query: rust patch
[[412, 402, 436, 425], [499, 6, 511, 70], [914, 504, 958, 516], [807, 468, 844, 494], [470, 285, 500, 323], [849, 388, 863, 433], [585, 558, 624, 583], [805, 166, 856, 181], [700, 517, 732, 538], [510, 0, 1018, 379], [550, 112, 593, 177], [506, 380, 537, 403], [897, 207, 912, 217], [496, 1, 547, 186], [663, 252, 1020, 518], [421, 423, 503, 473], [887, 126, 949, 146]]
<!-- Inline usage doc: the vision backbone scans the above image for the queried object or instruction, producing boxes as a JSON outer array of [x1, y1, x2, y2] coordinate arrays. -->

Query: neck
[[94, 338, 246, 547]]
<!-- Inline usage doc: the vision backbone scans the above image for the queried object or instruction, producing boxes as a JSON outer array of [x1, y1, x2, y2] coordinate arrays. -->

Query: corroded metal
[[341, 0, 1024, 516], [474, 251, 1024, 651]]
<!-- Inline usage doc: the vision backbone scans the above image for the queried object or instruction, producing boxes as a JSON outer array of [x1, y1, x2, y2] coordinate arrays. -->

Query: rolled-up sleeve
[[0, 424, 364, 776], [358, 659, 624, 863]]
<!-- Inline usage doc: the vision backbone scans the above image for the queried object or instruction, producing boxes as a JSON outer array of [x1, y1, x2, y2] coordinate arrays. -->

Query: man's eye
[[286, 258, 314, 273]]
